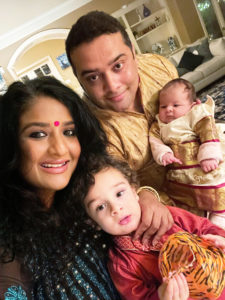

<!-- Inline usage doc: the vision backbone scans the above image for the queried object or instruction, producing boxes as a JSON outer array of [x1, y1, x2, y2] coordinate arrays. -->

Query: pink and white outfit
[[149, 97, 225, 227]]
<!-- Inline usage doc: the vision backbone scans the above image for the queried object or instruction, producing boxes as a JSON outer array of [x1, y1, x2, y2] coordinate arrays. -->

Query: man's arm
[[133, 188, 174, 246]]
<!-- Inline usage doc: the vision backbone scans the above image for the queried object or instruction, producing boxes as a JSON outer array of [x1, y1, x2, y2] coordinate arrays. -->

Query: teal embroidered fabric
[[4, 286, 27, 300]]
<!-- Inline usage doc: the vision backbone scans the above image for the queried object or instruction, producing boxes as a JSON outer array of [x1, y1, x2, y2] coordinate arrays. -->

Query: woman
[[0, 77, 119, 299]]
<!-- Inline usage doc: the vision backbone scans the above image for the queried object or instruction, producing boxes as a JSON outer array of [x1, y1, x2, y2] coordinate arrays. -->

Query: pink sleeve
[[198, 141, 223, 163], [149, 136, 173, 165]]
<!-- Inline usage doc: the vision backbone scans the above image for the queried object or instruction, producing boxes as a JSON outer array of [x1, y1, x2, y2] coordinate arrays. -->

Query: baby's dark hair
[[159, 78, 197, 103], [77, 154, 138, 214]]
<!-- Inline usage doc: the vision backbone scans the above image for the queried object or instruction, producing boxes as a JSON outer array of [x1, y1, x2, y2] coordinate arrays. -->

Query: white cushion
[[209, 37, 225, 56], [195, 56, 225, 77], [168, 56, 177, 67], [181, 70, 204, 83], [170, 49, 185, 65]]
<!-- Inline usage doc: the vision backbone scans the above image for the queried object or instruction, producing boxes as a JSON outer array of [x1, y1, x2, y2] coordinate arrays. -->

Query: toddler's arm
[[158, 273, 189, 300], [201, 234, 225, 251]]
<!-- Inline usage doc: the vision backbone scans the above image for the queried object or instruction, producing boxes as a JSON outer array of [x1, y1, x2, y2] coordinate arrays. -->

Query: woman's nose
[[48, 134, 67, 156]]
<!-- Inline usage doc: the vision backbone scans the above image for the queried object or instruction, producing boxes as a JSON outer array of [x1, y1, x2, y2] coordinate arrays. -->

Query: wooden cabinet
[[112, 0, 183, 56]]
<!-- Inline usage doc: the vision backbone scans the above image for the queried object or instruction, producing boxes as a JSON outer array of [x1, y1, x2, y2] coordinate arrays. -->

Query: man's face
[[70, 32, 140, 112]]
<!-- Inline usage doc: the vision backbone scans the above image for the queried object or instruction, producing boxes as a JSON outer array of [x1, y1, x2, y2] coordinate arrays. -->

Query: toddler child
[[81, 155, 225, 300], [149, 78, 225, 227]]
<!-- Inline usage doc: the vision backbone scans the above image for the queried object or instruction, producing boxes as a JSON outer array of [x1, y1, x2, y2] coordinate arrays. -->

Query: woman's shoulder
[[0, 258, 32, 300]]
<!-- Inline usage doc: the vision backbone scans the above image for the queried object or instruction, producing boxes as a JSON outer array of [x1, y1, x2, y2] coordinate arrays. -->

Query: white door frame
[[7, 29, 69, 80]]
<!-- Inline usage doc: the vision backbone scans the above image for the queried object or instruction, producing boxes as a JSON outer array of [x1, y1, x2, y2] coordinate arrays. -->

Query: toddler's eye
[[29, 131, 46, 138], [96, 204, 106, 211], [117, 191, 124, 197]]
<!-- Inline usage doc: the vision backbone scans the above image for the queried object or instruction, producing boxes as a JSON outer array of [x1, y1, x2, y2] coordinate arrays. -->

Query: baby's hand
[[200, 158, 218, 173], [201, 234, 225, 252], [158, 273, 189, 300], [162, 153, 182, 166]]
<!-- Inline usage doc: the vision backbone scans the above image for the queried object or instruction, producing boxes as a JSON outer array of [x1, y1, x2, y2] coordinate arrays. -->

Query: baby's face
[[84, 167, 141, 236], [159, 85, 194, 124]]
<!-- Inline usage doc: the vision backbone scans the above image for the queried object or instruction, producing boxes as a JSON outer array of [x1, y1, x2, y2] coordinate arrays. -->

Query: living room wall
[[14, 39, 80, 93]]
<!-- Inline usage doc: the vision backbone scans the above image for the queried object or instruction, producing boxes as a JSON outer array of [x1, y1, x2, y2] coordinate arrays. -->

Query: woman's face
[[19, 96, 81, 206]]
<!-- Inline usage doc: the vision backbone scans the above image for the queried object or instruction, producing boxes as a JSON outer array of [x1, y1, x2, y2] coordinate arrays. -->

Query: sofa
[[168, 37, 225, 92]]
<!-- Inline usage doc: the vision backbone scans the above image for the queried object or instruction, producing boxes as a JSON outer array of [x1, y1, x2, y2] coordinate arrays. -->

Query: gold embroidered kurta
[[85, 54, 177, 199], [149, 97, 225, 213]]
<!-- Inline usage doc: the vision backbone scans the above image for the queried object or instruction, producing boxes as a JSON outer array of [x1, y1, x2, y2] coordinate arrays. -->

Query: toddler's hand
[[158, 273, 189, 300], [162, 153, 182, 166], [201, 234, 225, 252], [200, 158, 218, 172]]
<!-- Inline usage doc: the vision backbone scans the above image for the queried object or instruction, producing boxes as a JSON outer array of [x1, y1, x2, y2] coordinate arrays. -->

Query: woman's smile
[[19, 96, 81, 203], [40, 160, 70, 174]]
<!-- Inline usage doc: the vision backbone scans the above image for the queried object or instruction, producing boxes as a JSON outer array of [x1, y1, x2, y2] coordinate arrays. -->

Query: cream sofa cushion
[[209, 37, 225, 56]]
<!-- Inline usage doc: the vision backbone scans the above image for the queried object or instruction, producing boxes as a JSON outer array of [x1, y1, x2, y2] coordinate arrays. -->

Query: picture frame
[[56, 53, 70, 70]]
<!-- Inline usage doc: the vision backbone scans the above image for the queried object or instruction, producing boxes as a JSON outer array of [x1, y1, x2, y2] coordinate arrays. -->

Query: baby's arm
[[162, 153, 182, 166], [200, 158, 219, 173], [158, 273, 189, 300], [195, 114, 223, 172], [149, 122, 182, 166]]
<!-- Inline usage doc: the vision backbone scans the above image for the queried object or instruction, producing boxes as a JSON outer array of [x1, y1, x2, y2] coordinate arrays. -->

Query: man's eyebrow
[[81, 53, 126, 77]]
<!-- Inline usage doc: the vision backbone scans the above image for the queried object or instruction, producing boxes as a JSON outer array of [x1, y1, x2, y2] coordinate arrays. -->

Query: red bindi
[[54, 121, 60, 127]]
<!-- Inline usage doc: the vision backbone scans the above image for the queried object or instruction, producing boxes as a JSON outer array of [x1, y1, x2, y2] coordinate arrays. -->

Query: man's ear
[[131, 43, 137, 60]]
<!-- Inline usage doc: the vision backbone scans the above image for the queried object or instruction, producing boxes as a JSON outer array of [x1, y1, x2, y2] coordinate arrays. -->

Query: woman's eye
[[29, 131, 46, 138], [96, 204, 106, 212], [114, 62, 123, 71], [64, 129, 76, 136]]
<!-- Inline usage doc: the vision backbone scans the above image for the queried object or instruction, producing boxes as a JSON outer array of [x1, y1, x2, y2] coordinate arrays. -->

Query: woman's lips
[[119, 215, 131, 225], [40, 160, 69, 174]]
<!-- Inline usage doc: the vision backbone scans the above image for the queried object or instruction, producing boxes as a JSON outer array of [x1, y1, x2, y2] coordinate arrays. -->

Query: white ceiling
[[0, 0, 92, 50]]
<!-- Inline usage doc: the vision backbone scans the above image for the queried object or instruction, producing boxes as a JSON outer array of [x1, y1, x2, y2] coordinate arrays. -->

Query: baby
[[81, 155, 225, 300], [149, 78, 225, 228]]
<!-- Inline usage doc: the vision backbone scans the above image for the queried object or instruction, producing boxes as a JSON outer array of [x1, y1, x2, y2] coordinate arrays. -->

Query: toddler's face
[[84, 167, 141, 235], [159, 85, 194, 124]]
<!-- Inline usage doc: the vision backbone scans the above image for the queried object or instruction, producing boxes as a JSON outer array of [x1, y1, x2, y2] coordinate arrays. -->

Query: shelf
[[135, 20, 169, 41], [130, 8, 165, 28], [111, 0, 183, 55]]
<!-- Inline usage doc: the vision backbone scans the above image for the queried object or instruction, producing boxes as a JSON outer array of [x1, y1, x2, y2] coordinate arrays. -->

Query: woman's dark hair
[[66, 11, 132, 74], [0, 76, 113, 298]]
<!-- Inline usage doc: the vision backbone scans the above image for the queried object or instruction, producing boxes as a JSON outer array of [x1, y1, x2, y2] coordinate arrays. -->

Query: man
[[65, 11, 177, 244]]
